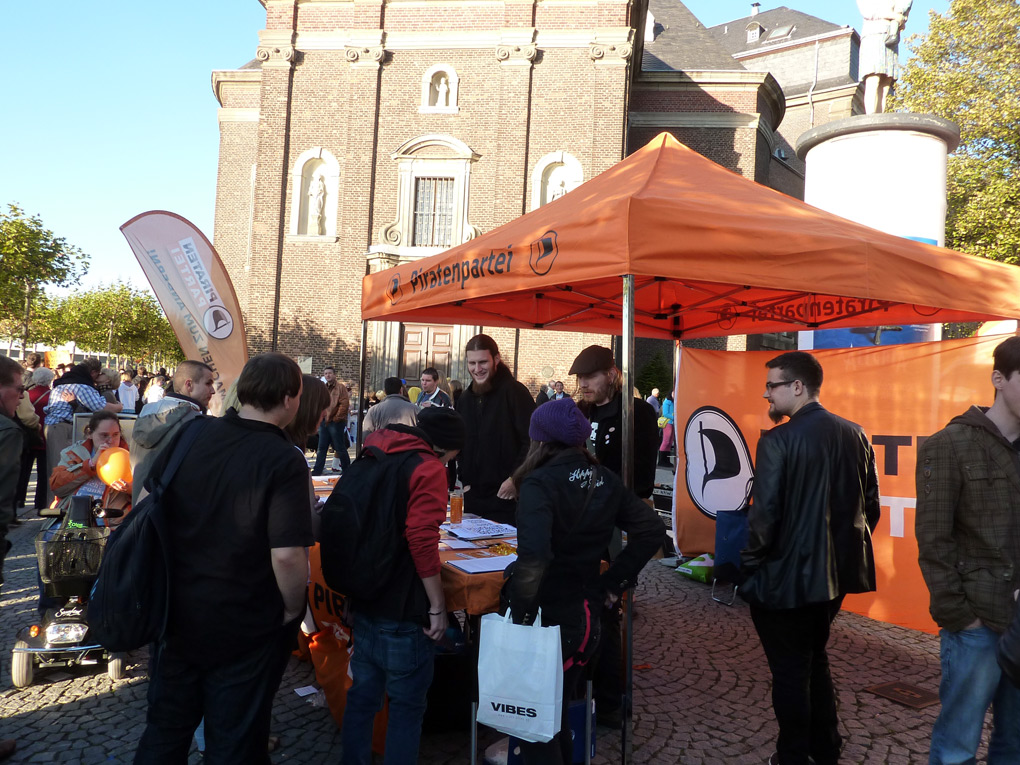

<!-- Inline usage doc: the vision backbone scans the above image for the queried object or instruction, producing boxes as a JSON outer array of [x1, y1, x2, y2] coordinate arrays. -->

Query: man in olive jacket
[[916, 335, 1020, 765], [738, 351, 880, 765]]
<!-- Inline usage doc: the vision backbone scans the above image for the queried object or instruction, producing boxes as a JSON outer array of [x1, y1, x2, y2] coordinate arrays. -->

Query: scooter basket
[[36, 528, 109, 584]]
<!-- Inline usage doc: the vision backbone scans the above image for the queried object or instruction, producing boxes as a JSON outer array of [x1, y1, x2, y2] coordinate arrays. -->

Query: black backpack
[[319, 445, 423, 601], [87, 417, 208, 652]]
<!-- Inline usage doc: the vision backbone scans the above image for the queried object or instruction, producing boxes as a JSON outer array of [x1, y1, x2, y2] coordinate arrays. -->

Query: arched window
[[379, 134, 479, 252], [420, 64, 460, 114], [530, 151, 584, 210], [290, 147, 340, 237]]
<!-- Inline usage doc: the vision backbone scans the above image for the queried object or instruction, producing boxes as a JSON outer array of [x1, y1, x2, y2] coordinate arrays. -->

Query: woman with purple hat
[[508, 398, 664, 764]]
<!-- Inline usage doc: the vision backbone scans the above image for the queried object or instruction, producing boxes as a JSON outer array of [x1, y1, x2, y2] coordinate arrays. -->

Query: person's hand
[[109, 479, 130, 493], [420, 400, 432, 408], [497, 476, 517, 501], [59, 388, 76, 403], [604, 590, 620, 610], [424, 609, 448, 641]]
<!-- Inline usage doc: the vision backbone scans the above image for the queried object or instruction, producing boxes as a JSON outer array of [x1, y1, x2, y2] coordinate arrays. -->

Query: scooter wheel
[[107, 653, 126, 681], [12, 641, 33, 688]]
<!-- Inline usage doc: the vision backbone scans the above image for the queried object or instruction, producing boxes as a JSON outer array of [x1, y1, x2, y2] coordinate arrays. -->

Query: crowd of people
[[0, 334, 1017, 764]]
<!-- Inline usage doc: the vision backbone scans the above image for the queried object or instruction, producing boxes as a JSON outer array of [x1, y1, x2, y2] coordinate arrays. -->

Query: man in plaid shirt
[[917, 335, 1020, 764]]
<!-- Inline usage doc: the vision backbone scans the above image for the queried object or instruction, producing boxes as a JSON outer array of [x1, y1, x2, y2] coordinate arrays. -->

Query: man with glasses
[[732, 351, 880, 765]]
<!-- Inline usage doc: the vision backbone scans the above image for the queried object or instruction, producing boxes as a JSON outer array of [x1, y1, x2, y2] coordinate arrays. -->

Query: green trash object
[[676, 553, 714, 584]]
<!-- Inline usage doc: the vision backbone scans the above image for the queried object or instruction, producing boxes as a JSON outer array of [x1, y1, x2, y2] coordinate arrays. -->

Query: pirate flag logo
[[529, 230, 558, 276], [387, 274, 403, 305], [683, 406, 754, 519], [202, 307, 235, 340]]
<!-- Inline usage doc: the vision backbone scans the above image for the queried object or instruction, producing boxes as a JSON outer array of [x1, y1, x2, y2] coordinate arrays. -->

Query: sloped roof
[[643, 0, 747, 72], [706, 6, 851, 57]]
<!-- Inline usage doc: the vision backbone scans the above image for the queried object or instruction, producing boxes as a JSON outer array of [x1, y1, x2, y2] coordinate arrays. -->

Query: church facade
[[211, 0, 862, 390]]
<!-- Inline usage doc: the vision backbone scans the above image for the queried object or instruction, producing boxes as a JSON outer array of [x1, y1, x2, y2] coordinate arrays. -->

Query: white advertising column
[[795, 113, 960, 349]]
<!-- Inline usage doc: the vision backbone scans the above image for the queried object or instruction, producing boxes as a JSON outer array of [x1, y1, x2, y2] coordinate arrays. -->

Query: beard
[[768, 405, 785, 425], [472, 375, 493, 395]]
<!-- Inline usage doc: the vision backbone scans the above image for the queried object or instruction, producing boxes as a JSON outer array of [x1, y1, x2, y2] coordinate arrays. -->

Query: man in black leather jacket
[[739, 351, 880, 765]]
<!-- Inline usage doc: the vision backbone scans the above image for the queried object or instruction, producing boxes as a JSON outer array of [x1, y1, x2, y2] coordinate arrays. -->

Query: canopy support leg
[[357, 319, 368, 457], [620, 274, 635, 765]]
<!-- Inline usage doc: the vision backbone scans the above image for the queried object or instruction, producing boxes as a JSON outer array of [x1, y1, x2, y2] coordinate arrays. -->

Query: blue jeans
[[313, 421, 349, 475], [930, 625, 1020, 765], [341, 612, 435, 765]]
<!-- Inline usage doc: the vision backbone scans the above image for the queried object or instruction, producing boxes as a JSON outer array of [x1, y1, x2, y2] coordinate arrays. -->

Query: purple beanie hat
[[529, 398, 590, 447]]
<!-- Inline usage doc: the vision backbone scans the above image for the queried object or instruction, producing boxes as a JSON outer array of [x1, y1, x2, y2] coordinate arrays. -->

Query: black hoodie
[[455, 362, 535, 497]]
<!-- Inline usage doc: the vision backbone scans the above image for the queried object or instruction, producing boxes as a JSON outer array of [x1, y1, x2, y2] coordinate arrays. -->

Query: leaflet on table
[[441, 519, 517, 540], [441, 538, 479, 549], [446, 554, 517, 574]]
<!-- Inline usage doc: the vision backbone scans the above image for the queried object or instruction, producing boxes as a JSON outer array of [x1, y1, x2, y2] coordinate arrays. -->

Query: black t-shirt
[[160, 409, 314, 659]]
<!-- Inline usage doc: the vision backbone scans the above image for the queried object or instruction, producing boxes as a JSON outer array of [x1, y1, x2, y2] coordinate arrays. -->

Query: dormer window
[[746, 23, 762, 43]]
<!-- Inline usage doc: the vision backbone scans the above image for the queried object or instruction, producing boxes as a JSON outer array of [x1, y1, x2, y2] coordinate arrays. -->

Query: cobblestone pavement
[[0, 472, 995, 764]]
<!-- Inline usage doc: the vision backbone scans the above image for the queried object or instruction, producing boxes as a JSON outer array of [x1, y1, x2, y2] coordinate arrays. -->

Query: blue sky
[[1, 0, 948, 294]]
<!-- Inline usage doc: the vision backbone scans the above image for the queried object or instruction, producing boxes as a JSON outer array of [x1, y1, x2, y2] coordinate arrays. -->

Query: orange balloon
[[96, 447, 132, 487]]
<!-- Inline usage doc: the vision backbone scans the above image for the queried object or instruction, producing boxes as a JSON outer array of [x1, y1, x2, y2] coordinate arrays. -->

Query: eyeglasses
[[764, 380, 797, 392]]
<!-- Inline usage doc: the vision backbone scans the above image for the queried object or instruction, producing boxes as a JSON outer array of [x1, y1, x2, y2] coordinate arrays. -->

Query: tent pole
[[357, 319, 368, 458], [513, 328, 521, 379], [620, 274, 635, 765]]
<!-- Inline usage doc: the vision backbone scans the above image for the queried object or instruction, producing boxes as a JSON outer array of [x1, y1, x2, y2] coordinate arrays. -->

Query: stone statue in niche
[[308, 174, 326, 235], [548, 179, 567, 202], [437, 75, 450, 107], [857, 0, 913, 114]]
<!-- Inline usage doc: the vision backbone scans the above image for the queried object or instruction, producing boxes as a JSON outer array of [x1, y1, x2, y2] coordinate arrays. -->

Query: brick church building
[[210, 0, 864, 391]]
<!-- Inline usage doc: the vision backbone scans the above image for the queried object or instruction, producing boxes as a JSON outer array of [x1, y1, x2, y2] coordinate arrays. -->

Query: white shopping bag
[[476, 610, 563, 743]]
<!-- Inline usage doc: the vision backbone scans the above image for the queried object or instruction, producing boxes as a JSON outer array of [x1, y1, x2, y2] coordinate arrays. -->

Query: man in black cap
[[570, 345, 659, 499], [569, 344, 660, 727]]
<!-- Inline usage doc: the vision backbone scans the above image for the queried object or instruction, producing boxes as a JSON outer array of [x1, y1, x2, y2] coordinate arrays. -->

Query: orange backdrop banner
[[673, 335, 1010, 634], [120, 211, 248, 415]]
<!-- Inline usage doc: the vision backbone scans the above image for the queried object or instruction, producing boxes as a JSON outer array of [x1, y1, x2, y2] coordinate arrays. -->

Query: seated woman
[[508, 398, 665, 765], [49, 410, 132, 527]]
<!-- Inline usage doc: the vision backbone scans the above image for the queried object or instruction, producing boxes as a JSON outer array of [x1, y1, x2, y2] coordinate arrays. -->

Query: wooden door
[[402, 324, 454, 381]]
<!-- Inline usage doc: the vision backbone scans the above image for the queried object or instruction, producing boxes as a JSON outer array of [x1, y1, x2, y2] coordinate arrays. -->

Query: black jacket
[[455, 363, 535, 497], [580, 392, 659, 498], [739, 402, 880, 609], [510, 450, 665, 649]]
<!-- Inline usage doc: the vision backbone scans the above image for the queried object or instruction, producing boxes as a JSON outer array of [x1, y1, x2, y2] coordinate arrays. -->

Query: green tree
[[0, 204, 89, 349], [892, 0, 1020, 263], [45, 283, 184, 366]]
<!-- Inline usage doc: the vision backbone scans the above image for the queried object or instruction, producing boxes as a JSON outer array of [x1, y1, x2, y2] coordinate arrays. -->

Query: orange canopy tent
[[363, 132, 1020, 336], [360, 132, 1020, 762]]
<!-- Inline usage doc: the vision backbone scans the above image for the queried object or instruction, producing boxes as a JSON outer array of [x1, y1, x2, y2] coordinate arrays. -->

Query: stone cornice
[[210, 69, 262, 106], [293, 27, 634, 51], [217, 108, 261, 123], [589, 29, 632, 64], [496, 28, 537, 65], [257, 30, 297, 69]]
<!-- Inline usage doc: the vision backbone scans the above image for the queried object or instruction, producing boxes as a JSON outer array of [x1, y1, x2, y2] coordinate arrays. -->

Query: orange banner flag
[[673, 335, 1010, 634], [120, 211, 247, 415]]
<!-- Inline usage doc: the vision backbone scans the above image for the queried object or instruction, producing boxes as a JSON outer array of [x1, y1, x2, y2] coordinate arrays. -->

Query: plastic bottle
[[449, 487, 463, 524]]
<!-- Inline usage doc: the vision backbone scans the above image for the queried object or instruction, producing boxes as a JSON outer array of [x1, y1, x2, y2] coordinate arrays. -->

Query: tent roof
[[362, 133, 1020, 339]]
